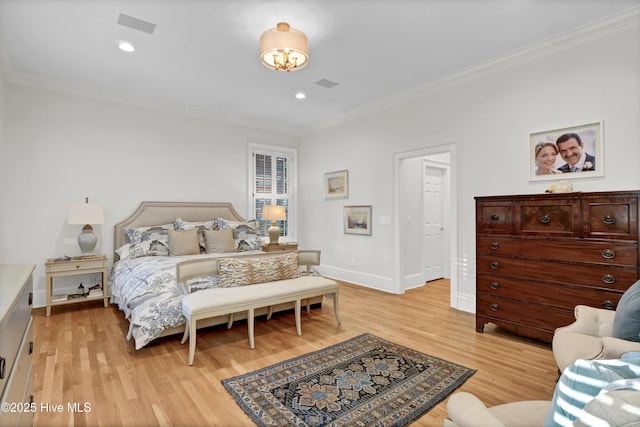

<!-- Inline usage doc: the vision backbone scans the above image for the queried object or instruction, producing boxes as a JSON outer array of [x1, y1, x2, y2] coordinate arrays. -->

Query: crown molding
[[6, 72, 302, 135], [302, 6, 640, 135], [1, 6, 637, 138]]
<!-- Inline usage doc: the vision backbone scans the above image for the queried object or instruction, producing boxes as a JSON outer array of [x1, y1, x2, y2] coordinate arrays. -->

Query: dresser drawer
[[476, 202, 511, 234], [0, 276, 32, 394], [583, 197, 638, 240], [476, 294, 575, 332], [477, 254, 638, 291], [476, 237, 638, 267], [477, 274, 624, 310], [515, 199, 580, 236], [0, 319, 33, 427]]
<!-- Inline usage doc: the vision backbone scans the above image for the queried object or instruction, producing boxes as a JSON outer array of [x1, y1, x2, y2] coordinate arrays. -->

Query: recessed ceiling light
[[295, 92, 306, 100], [118, 40, 135, 53]]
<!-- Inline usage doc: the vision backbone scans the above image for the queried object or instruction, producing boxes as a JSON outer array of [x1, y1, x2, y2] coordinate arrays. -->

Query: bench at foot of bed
[[181, 276, 341, 366]]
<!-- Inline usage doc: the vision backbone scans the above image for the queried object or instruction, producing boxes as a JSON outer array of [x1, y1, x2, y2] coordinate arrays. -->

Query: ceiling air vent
[[314, 79, 339, 89], [117, 13, 157, 35]]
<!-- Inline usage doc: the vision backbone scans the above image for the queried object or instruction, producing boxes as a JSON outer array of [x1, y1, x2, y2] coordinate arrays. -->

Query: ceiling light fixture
[[260, 22, 308, 72], [118, 40, 135, 53], [295, 92, 306, 99]]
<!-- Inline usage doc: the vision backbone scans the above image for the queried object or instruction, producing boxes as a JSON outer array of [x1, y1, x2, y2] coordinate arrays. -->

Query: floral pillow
[[217, 218, 263, 251], [125, 224, 173, 257], [174, 218, 217, 252], [184, 275, 222, 292]]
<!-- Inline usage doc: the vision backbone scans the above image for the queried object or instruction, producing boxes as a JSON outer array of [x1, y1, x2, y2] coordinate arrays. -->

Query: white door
[[423, 165, 444, 282]]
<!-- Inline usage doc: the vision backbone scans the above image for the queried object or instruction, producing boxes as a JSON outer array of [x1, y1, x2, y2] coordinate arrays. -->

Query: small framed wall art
[[529, 121, 603, 181], [324, 170, 349, 199], [344, 205, 372, 236]]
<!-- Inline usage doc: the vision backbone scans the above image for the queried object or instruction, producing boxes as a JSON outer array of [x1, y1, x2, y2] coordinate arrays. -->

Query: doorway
[[393, 143, 458, 309]]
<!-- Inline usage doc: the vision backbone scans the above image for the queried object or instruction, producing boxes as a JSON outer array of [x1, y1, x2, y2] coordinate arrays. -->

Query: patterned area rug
[[222, 333, 476, 426]]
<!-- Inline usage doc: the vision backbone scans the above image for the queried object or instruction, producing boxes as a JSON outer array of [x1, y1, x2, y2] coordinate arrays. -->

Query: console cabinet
[[0, 264, 35, 427], [475, 190, 639, 342]]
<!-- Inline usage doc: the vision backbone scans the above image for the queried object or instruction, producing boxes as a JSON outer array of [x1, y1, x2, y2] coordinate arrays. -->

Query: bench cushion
[[217, 252, 300, 287], [182, 276, 337, 317]]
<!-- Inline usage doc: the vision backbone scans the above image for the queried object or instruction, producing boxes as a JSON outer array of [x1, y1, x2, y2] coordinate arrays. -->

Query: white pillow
[[115, 243, 131, 261]]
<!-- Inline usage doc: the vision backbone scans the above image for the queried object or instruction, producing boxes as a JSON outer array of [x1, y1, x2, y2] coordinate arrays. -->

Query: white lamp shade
[[260, 22, 308, 71], [261, 205, 286, 221], [68, 203, 104, 225]]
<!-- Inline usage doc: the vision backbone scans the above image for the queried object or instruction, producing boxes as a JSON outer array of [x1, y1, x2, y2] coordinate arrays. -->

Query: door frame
[[392, 143, 459, 308]]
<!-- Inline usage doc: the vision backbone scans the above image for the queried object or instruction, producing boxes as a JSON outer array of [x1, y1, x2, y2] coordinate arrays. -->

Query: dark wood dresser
[[475, 190, 639, 342]]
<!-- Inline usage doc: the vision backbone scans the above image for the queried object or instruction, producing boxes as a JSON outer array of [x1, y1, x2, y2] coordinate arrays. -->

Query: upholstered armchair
[[445, 357, 640, 426], [553, 304, 640, 372], [443, 392, 550, 427], [444, 388, 640, 427]]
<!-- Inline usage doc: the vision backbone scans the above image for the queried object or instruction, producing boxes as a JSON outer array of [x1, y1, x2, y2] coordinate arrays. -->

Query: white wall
[[299, 25, 640, 311], [0, 86, 299, 306], [0, 72, 6, 249], [1, 22, 638, 313]]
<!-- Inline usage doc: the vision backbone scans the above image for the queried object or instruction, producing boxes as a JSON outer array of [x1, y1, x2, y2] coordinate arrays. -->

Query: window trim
[[248, 143, 297, 243]]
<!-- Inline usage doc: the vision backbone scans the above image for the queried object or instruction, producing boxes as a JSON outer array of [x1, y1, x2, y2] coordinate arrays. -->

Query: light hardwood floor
[[32, 279, 558, 426]]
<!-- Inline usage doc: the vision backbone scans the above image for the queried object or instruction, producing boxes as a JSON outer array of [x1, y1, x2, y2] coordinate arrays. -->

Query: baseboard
[[317, 265, 395, 294]]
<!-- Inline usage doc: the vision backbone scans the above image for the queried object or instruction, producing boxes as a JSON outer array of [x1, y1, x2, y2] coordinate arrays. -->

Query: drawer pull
[[490, 303, 499, 312], [602, 215, 617, 225], [602, 300, 616, 310], [29, 341, 33, 355], [489, 282, 500, 290], [539, 214, 551, 224], [490, 214, 500, 221], [489, 242, 500, 250], [602, 274, 616, 284], [490, 261, 499, 269], [29, 291, 33, 306], [0, 356, 5, 379], [76, 265, 81, 269], [601, 249, 615, 259]]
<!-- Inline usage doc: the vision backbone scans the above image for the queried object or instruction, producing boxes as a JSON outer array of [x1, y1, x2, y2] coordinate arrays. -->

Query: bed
[[110, 201, 267, 349]]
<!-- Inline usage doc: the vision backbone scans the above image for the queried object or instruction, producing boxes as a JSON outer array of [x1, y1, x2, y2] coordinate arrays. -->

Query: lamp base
[[268, 224, 280, 245], [78, 224, 97, 254]]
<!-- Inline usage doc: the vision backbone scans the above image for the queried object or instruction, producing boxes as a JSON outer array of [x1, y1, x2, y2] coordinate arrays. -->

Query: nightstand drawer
[[45, 257, 107, 273], [262, 243, 298, 253]]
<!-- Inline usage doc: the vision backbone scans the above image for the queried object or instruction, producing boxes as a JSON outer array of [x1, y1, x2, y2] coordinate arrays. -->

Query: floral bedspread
[[110, 252, 259, 349]]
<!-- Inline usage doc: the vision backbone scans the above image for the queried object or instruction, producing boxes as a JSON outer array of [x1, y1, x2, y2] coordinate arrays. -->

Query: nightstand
[[261, 243, 298, 253], [44, 255, 109, 316]]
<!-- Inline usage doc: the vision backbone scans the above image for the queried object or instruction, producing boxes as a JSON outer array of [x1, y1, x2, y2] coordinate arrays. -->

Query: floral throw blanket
[[110, 252, 259, 349]]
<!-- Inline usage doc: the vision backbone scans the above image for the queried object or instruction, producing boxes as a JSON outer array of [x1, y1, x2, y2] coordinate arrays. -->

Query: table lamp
[[261, 205, 286, 245], [68, 198, 104, 255]]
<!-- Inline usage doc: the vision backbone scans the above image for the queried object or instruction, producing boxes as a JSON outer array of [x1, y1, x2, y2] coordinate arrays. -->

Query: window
[[249, 144, 296, 242]]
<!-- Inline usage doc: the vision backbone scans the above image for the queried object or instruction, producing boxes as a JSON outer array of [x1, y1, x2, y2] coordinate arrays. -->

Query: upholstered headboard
[[113, 201, 246, 259]]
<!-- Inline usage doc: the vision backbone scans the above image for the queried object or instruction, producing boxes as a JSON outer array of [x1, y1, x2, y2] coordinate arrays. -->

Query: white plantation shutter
[[250, 145, 296, 242]]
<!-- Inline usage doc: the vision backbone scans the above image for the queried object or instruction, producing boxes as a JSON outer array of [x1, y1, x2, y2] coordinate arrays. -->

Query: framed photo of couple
[[529, 121, 603, 182]]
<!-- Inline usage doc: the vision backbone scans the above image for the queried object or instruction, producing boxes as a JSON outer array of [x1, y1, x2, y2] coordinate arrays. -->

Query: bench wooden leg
[[302, 299, 310, 314], [188, 317, 197, 366], [180, 321, 189, 344], [227, 313, 234, 329], [266, 306, 273, 320], [333, 291, 342, 325], [295, 299, 302, 336], [248, 308, 255, 349]]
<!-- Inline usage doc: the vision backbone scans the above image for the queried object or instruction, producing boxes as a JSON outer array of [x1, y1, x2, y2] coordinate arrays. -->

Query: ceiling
[[0, 0, 638, 135]]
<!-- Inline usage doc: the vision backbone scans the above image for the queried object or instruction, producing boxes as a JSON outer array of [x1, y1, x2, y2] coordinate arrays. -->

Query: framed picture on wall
[[324, 170, 349, 199], [344, 205, 372, 236], [529, 121, 603, 181]]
